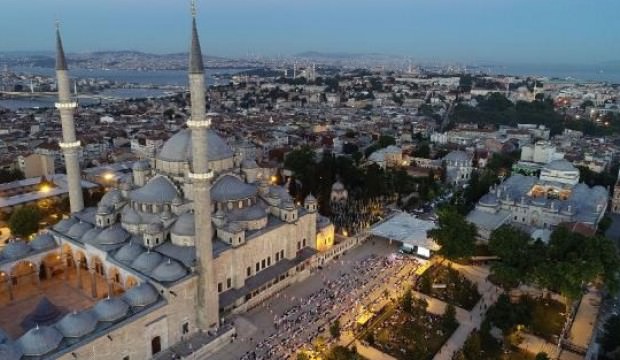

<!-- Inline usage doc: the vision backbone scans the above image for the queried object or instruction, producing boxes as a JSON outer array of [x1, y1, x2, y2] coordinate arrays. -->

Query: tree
[[296, 353, 310, 360], [9, 206, 41, 238], [325, 346, 362, 360], [443, 304, 458, 330], [600, 315, 620, 355], [329, 319, 341, 339], [0, 168, 25, 183], [402, 287, 413, 314], [462, 331, 482, 359], [488, 225, 540, 288], [428, 207, 477, 260], [535, 352, 550, 360], [377, 135, 396, 148]]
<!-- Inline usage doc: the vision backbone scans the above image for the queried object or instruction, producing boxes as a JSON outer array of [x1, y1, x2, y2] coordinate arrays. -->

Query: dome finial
[[191, 0, 197, 18]]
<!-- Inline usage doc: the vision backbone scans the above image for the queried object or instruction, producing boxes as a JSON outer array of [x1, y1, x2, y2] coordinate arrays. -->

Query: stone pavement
[[517, 333, 559, 358], [208, 240, 401, 360], [433, 260, 503, 360]]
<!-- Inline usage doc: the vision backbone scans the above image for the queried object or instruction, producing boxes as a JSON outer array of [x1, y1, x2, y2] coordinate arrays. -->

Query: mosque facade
[[0, 8, 332, 360]]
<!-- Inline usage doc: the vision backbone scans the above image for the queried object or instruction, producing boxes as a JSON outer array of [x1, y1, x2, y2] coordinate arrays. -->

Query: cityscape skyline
[[2, 0, 620, 64]]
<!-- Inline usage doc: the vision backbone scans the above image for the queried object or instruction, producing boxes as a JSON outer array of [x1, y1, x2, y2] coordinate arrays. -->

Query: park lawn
[[368, 307, 456, 360], [529, 297, 565, 341], [416, 264, 481, 310]]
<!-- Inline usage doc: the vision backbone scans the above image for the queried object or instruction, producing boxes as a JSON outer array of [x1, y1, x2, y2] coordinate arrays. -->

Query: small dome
[[67, 222, 93, 239], [30, 233, 56, 251], [119, 181, 132, 191], [114, 241, 145, 263], [332, 181, 345, 191], [160, 209, 173, 220], [1, 240, 31, 260], [146, 221, 163, 234], [94, 224, 130, 245], [214, 209, 226, 219], [56, 310, 97, 338], [241, 159, 259, 169], [304, 193, 317, 204], [132, 160, 149, 171], [93, 297, 129, 322], [122, 206, 142, 225], [172, 196, 184, 206], [99, 190, 124, 207], [96, 204, 113, 215], [151, 259, 187, 283], [129, 175, 180, 204], [0, 343, 22, 360], [16, 325, 62, 357], [171, 212, 195, 236], [123, 283, 158, 307], [80, 227, 102, 244], [0, 328, 10, 344], [131, 251, 163, 274], [211, 175, 257, 202], [53, 217, 78, 232], [228, 223, 242, 233], [283, 199, 295, 210]]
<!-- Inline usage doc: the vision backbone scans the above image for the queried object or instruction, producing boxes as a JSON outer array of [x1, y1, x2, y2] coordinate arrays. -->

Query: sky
[[1, 0, 619, 64]]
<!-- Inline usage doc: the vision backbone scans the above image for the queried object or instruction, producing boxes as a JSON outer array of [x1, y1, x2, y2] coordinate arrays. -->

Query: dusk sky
[[1, 0, 619, 64]]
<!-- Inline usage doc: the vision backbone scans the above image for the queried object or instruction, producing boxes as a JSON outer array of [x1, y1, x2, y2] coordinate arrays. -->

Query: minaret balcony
[[59, 140, 81, 149], [187, 118, 212, 128], [188, 170, 214, 180], [55, 101, 78, 109]]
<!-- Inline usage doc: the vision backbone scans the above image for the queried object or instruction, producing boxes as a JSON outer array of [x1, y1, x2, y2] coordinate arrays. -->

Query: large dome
[[157, 129, 234, 162]]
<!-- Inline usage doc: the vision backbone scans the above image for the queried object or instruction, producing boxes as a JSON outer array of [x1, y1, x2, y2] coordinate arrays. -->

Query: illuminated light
[[103, 173, 114, 181], [270, 175, 277, 183], [40, 185, 51, 193], [343, 230, 349, 237]]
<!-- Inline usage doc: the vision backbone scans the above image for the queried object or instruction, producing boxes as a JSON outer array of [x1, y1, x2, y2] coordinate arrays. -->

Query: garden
[[415, 264, 481, 310]]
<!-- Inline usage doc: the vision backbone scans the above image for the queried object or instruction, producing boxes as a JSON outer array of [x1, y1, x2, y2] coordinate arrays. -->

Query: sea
[[0, 67, 247, 110]]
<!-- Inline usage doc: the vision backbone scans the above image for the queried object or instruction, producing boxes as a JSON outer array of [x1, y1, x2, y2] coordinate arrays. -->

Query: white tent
[[370, 212, 439, 252]]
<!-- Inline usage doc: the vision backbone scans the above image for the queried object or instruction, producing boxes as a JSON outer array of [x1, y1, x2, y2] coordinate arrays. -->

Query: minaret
[[55, 23, 84, 213], [187, 1, 219, 329]]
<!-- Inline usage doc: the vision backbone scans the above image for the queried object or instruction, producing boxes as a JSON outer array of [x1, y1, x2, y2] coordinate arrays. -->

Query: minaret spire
[[55, 22, 84, 213], [187, 0, 219, 330]]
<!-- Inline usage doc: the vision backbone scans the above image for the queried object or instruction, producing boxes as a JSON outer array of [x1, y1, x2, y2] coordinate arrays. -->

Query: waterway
[[0, 67, 248, 110]]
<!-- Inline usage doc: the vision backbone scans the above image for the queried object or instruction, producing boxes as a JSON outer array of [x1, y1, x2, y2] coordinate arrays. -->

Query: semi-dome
[[230, 205, 267, 222], [129, 175, 179, 204], [80, 227, 102, 244], [1, 240, 31, 259], [0, 343, 22, 360], [93, 297, 129, 322], [114, 241, 145, 263], [67, 222, 93, 239], [16, 325, 62, 357], [132, 160, 149, 171], [211, 175, 257, 202], [131, 251, 163, 274], [56, 310, 97, 338], [151, 259, 187, 283], [53, 217, 78, 232], [145, 221, 163, 234], [123, 283, 159, 307], [99, 189, 124, 207], [157, 129, 233, 162], [94, 224, 130, 245], [122, 206, 142, 225], [171, 212, 195, 236], [30, 233, 56, 251]]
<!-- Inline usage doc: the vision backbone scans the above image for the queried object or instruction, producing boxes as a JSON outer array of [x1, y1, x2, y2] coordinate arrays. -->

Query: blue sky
[[1, 0, 618, 64]]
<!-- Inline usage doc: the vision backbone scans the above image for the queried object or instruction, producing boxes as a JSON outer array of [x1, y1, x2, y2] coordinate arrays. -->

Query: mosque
[[0, 7, 333, 360]]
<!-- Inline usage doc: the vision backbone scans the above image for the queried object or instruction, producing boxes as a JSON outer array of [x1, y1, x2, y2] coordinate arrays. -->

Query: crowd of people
[[238, 252, 422, 360]]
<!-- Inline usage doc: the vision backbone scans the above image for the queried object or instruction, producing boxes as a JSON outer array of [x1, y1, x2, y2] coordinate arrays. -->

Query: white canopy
[[370, 212, 440, 251]]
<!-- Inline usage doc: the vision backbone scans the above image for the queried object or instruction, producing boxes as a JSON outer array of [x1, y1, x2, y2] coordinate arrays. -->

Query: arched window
[[151, 336, 161, 355]]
